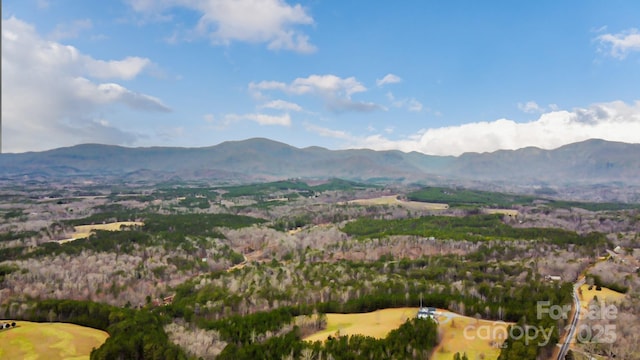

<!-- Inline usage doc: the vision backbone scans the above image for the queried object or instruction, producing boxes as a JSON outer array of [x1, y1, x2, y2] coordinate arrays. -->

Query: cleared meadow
[[303, 308, 511, 360], [484, 208, 520, 217], [303, 307, 417, 341], [431, 312, 510, 360], [59, 221, 144, 244], [577, 284, 625, 308], [0, 321, 108, 360], [347, 196, 449, 211]]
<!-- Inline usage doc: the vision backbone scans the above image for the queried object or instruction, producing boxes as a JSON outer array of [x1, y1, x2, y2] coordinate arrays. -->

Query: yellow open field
[[0, 321, 108, 360], [431, 313, 511, 360], [303, 308, 417, 342], [59, 221, 144, 244], [347, 196, 449, 211], [578, 284, 626, 307], [303, 308, 511, 360], [484, 209, 520, 217]]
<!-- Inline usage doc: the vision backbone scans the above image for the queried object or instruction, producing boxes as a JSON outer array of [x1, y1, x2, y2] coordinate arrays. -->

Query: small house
[[417, 307, 438, 322]]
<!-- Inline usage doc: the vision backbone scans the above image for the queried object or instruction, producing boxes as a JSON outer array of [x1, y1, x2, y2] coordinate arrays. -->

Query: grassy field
[[484, 208, 520, 217], [0, 321, 108, 360], [578, 284, 626, 307], [303, 308, 510, 360], [59, 221, 144, 243], [431, 312, 510, 360], [303, 307, 417, 342], [347, 196, 449, 211]]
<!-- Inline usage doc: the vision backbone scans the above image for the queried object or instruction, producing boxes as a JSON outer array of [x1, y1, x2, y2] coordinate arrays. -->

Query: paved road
[[557, 278, 585, 360]]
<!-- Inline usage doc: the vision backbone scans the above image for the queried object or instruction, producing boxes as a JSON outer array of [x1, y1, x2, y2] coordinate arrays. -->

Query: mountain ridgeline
[[1, 138, 639, 185]]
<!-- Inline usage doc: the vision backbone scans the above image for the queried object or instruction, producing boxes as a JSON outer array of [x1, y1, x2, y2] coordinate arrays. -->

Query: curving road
[[557, 278, 585, 360]]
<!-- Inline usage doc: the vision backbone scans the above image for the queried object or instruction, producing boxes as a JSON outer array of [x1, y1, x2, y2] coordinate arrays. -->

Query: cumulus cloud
[[517, 101, 544, 114], [376, 73, 402, 87], [250, 74, 381, 113], [83, 57, 152, 80], [307, 100, 640, 156], [259, 99, 303, 112], [596, 28, 640, 59], [1, 17, 169, 152], [126, 0, 316, 53], [225, 113, 291, 126]]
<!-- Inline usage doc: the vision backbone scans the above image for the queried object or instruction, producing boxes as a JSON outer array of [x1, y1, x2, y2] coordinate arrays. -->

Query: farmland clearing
[[0, 321, 109, 360], [59, 221, 144, 244], [484, 208, 520, 217], [303, 307, 417, 342], [303, 308, 511, 360], [346, 196, 449, 211]]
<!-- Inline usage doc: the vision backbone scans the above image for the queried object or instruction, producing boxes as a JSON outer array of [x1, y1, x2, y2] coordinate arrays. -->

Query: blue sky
[[2, 0, 640, 155]]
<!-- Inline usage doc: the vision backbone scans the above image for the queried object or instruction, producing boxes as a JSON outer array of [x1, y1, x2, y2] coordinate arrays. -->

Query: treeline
[[407, 186, 640, 212], [215, 178, 375, 199], [342, 214, 608, 246], [30, 230, 150, 258], [0, 230, 39, 242], [215, 317, 438, 360], [407, 187, 535, 207], [143, 213, 265, 238], [587, 273, 629, 294], [545, 200, 640, 211], [63, 210, 142, 226], [2, 299, 189, 360], [198, 306, 308, 345], [310, 318, 439, 360]]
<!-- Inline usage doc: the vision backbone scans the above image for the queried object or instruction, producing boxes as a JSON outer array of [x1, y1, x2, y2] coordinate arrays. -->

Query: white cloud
[[376, 73, 402, 87], [1, 17, 169, 152], [321, 100, 640, 156], [517, 101, 544, 114], [225, 113, 291, 126], [126, 0, 316, 53], [250, 74, 381, 113], [84, 57, 152, 80], [596, 28, 640, 59], [259, 99, 302, 112], [289, 75, 366, 97]]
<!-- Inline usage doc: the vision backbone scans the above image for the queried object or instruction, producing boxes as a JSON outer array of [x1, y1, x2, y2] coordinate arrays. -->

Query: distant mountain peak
[[1, 138, 639, 185]]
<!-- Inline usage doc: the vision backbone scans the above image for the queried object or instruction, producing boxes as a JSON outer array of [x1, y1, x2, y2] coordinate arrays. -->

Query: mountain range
[[1, 138, 639, 186]]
